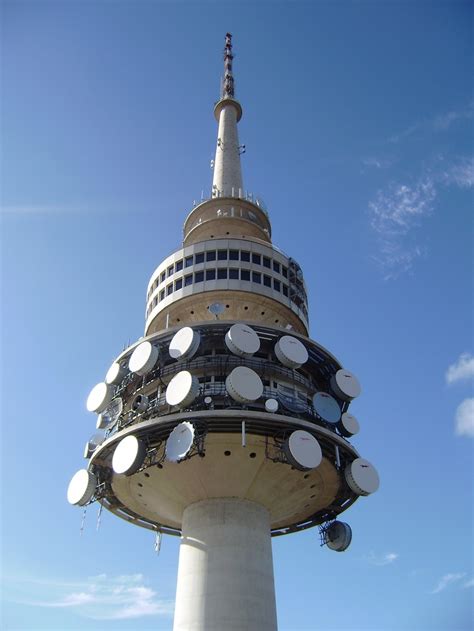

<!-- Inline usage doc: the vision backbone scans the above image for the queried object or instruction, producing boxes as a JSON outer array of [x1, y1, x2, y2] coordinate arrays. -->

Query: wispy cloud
[[367, 551, 399, 566], [362, 157, 394, 170], [369, 177, 436, 279], [442, 156, 474, 189], [455, 398, 474, 438], [389, 102, 474, 143], [463, 578, 474, 589], [446, 353, 474, 385], [16, 573, 174, 620], [431, 572, 466, 594]]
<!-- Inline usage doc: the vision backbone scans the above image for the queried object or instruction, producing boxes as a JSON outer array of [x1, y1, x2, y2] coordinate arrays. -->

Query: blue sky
[[1, 1, 473, 630]]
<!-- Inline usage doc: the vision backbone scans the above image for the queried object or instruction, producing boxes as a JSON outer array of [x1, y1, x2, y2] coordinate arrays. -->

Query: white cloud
[[442, 157, 474, 189], [463, 578, 474, 589], [446, 353, 474, 385], [389, 102, 474, 143], [362, 157, 393, 170], [455, 398, 474, 438], [367, 551, 399, 566], [20, 573, 174, 620], [368, 177, 435, 279], [431, 572, 466, 594]]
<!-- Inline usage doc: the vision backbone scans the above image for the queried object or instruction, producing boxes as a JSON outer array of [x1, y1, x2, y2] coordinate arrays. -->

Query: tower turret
[[67, 34, 380, 631]]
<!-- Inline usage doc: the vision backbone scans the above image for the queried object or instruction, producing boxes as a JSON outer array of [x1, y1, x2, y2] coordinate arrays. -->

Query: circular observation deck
[[145, 239, 309, 335], [86, 322, 363, 537]]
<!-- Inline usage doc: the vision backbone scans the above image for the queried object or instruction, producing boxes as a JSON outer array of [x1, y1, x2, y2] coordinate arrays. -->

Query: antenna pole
[[222, 32, 235, 99]]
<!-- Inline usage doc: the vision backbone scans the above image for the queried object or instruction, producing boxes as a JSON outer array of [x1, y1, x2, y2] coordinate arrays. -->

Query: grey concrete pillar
[[212, 103, 243, 198], [173, 498, 278, 631]]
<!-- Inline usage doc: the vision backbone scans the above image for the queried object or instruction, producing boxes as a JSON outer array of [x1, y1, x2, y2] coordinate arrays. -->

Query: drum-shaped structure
[[67, 33, 379, 631]]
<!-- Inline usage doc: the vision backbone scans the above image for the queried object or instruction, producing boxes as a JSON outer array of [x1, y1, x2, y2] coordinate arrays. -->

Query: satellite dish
[[265, 398, 279, 413], [83, 433, 104, 459], [112, 435, 146, 475], [330, 369, 361, 401], [274, 336, 308, 369], [129, 341, 159, 376], [204, 396, 213, 405], [166, 371, 200, 407], [225, 323, 260, 358], [338, 412, 360, 437], [97, 397, 123, 429], [132, 393, 149, 413], [345, 458, 379, 496], [313, 392, 341, 423], [283, 430, 322, 470], [86, 382, 113, 414], [325, 521, 352, 552], [169, 327, 200, 360], [67, 469, 97, 506], [208, 302, 225, 318], [226, 366, 263, 403], [165, 421, 195, 462], [105, 361, 127, 386]]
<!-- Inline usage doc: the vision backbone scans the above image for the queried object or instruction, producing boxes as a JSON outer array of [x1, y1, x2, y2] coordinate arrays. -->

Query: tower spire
[[212, 33, 243, 198]]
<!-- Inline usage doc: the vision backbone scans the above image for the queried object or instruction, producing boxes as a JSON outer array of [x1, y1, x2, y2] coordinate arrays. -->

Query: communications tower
[[67, 33, 379, 631]]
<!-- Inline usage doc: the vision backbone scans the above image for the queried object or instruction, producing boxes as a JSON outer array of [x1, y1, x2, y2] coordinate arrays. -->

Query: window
[[195, 252, 204, 264], [248, 210, 257, 222], [218, 249, 228, 260], [229, 249, 239, 260], [167, 265, 174, 277], [175, 278, 183, 290], [167, 284, 173, 296], [252, 253, 261, 265], [241, 251, 250, 262], [206, 269, 216, 280], [217, 268, 228, 279], [195, 271, 204, 283], [185, 256, 193, 267], [229, 269, 239, 279], [160, 271, 166, 283], [282, 285, 289, 297], [263, 256, 271, 268], [263, 275, 271, 288], [252, 271, 261, 284], [160, 289, 165, 301], [152, 297, 158, 308], [273, 279, 281, 292], [184, 274, 193, 287], [206, 250, 216, 262], [273, 261, 280, 274], [176, 259, 183, 272], [241, 269, 250, 281], [282, 266, 288, 278]]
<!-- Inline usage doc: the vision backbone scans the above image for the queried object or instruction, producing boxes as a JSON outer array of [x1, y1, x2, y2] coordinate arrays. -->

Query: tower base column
[[173, 498, 278, 631]]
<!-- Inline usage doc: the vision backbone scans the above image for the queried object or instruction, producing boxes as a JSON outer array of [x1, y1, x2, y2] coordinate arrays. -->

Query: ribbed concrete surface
[[173, 498, 278, 631]]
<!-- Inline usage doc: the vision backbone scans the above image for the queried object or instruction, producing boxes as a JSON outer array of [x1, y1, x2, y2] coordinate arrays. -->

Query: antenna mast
[[222, 32, 235, 99]]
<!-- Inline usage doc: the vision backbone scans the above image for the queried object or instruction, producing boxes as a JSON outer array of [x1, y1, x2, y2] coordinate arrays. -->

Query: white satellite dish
[[226, 366, 263, 403], [345, 458, 379, 496], [166, 371, 200, 407], [86, 382, 113, 414], [129, 341, 159, 376], [165, 421, 195, 462], [265, 398, 279, 413], [132, 393, 149, 413], [83, 433, 104, 459], [330, 369, 361, 401], [112, 435, 146, 475], [105, 361, 127, 386], [338, 412, 360, 437], [274, 336, 308, 369], [284, 430, 322, 470], [325, 521, 352, 552], [97, 397, 123, 429], [313, 392, 341, 423], [169, 327, 200, 360], [67, 469, 97, 506], [208, 302, 225, 318], [204, 396, 213, 405], [225, 323, 260, 358]]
